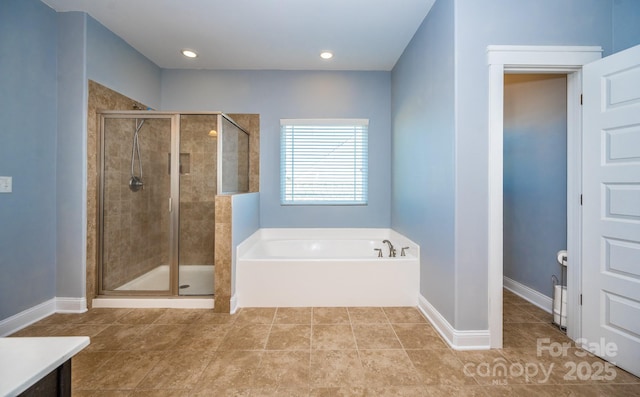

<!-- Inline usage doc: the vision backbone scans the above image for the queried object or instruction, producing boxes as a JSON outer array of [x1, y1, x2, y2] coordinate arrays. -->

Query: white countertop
[[0, 336, 90, 397]]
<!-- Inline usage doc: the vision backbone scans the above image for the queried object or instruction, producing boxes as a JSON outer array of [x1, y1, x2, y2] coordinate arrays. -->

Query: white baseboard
[[56, 297, 88, 313], [503, 277, 553, 313], [230, 294, 238, 314], [92, 297, 214, 309], [0, 298, 56, 337], [418, 294, 490, 350], [0, 297, 88, 337]]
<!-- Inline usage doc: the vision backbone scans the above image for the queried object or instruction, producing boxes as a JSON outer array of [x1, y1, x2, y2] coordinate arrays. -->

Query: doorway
[[487, 46, 603, 348], [503, 74, 568, 312]]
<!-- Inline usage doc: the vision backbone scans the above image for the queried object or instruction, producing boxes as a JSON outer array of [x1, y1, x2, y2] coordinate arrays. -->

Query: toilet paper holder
[[557, 250, 568, 267], [552, 250, 568, 331]]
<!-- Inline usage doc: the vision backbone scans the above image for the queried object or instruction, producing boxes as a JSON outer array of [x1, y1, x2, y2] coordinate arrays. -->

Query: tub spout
[[382, 240, 396, 257]]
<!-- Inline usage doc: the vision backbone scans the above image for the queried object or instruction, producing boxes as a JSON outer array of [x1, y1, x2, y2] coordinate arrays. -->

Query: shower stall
[[97, 112, 250, 297]]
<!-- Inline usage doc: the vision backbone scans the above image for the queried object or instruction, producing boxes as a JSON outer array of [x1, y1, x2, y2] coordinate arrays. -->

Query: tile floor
[[9, 290, 640, 396]]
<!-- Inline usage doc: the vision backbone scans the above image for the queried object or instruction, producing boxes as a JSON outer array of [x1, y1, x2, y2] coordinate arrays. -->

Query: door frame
[[487, 45, 602, 348]]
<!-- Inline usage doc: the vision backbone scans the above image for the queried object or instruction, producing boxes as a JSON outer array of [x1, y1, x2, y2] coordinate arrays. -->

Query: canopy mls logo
[[462, 337, 620, 385], [463, 357, 554, 385]]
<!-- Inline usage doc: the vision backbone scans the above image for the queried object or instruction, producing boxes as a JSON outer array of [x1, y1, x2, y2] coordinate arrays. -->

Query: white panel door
[[582, 44, 640, 377]]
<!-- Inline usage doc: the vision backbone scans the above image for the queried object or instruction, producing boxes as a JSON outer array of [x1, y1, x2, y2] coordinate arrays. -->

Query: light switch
[[0, 176, 12, 193]]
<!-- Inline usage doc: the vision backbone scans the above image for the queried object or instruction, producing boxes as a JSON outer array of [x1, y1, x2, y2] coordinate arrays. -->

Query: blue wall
[[613, 0, 640, 53], [453, 0, 616, 330], [161, 70, 391, 228], [503, 74, 567, 298], [391, 0, 456, 324], [231, 193, 260, 296], [391, 0, 635, 331], [56, 12, 87, 300], [87, 17, 162, 109], [0, 6, 167, 317], [53, 14, 163, 300], [0, 0, 58, 318]]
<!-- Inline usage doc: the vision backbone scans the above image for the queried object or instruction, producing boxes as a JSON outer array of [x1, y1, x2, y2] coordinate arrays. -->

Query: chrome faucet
[[382, 239, 396, 257]]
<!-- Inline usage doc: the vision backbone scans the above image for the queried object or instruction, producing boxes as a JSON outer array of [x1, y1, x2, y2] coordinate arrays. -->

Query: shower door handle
[[169, 197, 172, 212]]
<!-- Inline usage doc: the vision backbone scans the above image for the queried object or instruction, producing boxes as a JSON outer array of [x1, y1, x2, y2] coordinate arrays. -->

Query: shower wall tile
[[215, 196, 232, 224], [214, 195, 232, 313], [179, 115, 217, 268], [228, 114, 260, 193], [219, 122, 244, 193], [101, 117, 171, 290]]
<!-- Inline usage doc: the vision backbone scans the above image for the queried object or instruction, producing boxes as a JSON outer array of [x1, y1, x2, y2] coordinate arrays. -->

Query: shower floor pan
[[115, 265, 214, 296]]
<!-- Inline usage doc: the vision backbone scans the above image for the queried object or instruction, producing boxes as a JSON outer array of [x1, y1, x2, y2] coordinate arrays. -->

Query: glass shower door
[[99, 114, 175, 294], [219, 115, 250, 194], [178, 114, 217, 296]]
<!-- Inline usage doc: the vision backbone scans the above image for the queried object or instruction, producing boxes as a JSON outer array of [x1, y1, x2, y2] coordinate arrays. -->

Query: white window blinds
[[280, 119, 369, 205]]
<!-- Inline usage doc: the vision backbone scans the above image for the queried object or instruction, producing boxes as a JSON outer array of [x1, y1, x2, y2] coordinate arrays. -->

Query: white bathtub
[[236, 229, 419, 307]]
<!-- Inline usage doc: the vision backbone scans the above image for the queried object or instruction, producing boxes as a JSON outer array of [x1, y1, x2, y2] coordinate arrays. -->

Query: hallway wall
[[503, 74, 568, 298]]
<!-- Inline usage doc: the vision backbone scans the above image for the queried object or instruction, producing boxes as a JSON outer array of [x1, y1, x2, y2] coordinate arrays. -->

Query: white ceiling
[[42, 0, 435, 71]]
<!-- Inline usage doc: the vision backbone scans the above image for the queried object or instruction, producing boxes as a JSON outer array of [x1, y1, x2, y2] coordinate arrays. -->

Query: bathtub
[[236, 229, 419, 307]]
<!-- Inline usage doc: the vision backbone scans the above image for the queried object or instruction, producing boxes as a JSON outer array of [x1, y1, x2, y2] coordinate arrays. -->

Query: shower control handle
[[129, 176, 144, 192]]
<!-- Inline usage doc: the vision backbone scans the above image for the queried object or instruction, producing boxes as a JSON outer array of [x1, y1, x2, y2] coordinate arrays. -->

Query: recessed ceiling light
[[320, 51, 333, 60], [181, 49, 198, 58]]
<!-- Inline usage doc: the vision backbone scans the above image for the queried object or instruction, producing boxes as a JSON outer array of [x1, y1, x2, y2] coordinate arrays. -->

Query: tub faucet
[[382, 240, 396, 257]]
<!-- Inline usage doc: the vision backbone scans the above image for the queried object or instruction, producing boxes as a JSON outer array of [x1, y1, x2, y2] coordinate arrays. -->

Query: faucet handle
[[374, 248, 383, 258], [401, 247, 410, 256]]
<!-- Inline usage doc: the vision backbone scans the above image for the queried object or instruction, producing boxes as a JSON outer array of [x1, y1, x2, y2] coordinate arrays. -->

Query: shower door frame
[[96, 111, 250, 297], [97, 111, 181, 296]]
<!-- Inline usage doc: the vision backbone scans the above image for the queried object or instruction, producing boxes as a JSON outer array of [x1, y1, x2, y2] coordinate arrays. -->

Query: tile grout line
[[309, 308, 314, 391]]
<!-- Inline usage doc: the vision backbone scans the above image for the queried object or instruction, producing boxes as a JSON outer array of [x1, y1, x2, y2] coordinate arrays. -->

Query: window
[[280, 119, 368, 205]]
